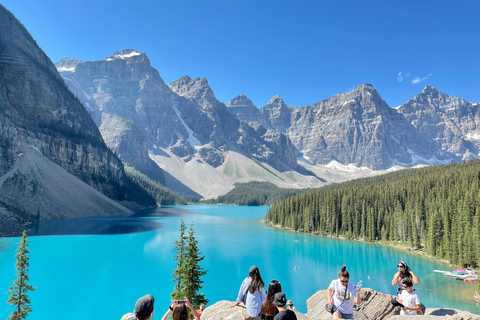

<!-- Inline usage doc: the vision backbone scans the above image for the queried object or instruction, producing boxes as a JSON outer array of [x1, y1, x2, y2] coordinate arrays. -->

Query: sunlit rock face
[[57, 51, 301, 172], [397, 85, 480, 161]]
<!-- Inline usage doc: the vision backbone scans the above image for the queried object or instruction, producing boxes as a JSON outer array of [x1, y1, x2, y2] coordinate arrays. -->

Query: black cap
[[249, 265, 259, 273], [134, 294, 155, 319], [274, 292, 287, 307]]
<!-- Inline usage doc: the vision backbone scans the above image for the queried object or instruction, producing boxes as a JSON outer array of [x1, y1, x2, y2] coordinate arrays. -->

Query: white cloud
[[397, 72, 410, 82], [411, 74, 433, 84]]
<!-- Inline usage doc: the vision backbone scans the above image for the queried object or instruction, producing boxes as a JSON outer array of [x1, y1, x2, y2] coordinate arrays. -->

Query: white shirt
[[400, 290, 420, 315], [329, 279, 357, 314], [236, 277, 266, 317]]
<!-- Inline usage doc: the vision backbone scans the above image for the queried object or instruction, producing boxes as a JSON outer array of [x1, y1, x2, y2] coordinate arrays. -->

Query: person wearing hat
[[273, 292, 297, 320], [286, 300, 296, 311], [121, 294, 155, 320], [231, 265, 266, 319]]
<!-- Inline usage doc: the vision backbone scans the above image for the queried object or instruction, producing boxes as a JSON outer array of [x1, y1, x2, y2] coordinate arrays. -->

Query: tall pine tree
[[171, 219, 187, 300], [6, 230, 35, 320], [171, 220, 208, 308]]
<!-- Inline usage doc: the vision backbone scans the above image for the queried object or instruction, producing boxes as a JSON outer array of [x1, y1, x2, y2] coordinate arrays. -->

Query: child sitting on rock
[[399, 278, 421, 315]]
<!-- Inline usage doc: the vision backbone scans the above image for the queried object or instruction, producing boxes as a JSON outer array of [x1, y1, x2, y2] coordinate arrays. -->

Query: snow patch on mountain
[[171, 101, 201, 148]]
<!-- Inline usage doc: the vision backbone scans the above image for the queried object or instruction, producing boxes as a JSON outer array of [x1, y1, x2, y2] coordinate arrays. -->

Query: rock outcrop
[[201, 289, 479, 320]]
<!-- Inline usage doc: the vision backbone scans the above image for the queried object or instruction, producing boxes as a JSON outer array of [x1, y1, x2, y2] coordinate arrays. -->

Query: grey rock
[[0, 6, 133, 232], [398, 85, 480, 160], [57, 53, 301, 175]]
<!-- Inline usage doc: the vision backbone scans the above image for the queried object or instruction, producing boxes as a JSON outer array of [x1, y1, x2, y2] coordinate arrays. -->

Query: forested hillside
[[266, 160, 480, 266], [202, 181, 309, 206]]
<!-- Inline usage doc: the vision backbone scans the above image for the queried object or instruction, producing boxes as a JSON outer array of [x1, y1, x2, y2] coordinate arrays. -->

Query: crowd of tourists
[[121, 261, 420, 320]]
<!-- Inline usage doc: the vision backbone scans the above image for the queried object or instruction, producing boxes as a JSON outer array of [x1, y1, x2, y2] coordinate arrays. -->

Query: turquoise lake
[[1, 205, 479, 319]]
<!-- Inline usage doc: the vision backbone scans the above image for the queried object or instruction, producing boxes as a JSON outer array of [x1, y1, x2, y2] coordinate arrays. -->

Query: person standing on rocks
[[231, 265, 267, 319], [391, 261, 420, 295], [273, 292, 297, 320], [326, 265, 361, 319]]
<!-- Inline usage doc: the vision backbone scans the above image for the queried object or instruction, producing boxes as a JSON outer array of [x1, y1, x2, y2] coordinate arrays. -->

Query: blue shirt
[[236, 277, 266, 317]]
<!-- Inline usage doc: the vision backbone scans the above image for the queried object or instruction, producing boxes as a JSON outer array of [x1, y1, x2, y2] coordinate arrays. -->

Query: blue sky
[[2, 0, 479, 108]]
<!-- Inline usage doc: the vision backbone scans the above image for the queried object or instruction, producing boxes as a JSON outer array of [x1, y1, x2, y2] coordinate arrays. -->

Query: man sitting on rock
[[121, 294, 155, 320], [274, 292, 297, 320], [399, 279, 421, 316]]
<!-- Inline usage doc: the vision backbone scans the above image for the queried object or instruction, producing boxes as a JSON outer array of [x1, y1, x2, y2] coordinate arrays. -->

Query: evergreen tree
[[183, 223, 209, 308], [6, 230, 35, 320], [170, 220, 208, 308], [171, 219, 187, 300]]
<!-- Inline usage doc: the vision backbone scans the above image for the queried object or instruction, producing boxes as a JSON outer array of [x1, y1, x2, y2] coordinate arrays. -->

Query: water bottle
[[355, 280, 362, 292]]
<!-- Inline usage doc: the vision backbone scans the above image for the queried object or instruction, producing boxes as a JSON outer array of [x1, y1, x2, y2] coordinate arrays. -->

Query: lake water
[[1, 205, 478, 319]]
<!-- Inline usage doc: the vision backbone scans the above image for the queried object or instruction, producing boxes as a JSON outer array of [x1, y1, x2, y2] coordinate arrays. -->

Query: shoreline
[[262, 219, 471, 269]]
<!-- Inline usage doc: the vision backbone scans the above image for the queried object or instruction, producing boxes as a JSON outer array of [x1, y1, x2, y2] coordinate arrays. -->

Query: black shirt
[[273, 310, 297, 320]]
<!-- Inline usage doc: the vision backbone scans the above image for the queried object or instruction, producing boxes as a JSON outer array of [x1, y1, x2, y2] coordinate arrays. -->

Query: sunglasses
[[397, 265, 405, 268], [340, 280, 349, 284]]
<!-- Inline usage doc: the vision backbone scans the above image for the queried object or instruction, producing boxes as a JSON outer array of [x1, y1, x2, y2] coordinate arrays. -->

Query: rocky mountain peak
[[107, 49, 143, 60], [267, 94, 285, 106], [169, 76, 214, 100], [421, 85, 439, 94], [55, 57, 82, 72], [227, 94, 255, 108]]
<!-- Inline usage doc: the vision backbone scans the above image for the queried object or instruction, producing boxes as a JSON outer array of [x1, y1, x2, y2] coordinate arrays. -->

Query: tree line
[[202, 181, 310, 206], [266, 160, 480, 267]]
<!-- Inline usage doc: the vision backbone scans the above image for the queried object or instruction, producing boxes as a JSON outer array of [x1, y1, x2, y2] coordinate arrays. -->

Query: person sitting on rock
[[261, 279, 282, 320], [392, 261, 420, 295], [398, 278, 421, 316], [231, 265, 267, 320], [326, 265, 361, 319], [273, 292, 297, 320], [121, 294, 155, 320]]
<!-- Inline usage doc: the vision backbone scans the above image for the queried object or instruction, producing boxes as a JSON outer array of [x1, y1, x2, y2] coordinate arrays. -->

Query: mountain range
[[56, 49, 480, 198]]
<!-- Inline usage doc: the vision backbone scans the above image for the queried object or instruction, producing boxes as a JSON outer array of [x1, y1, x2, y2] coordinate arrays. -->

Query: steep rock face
[[0, 6, 128, 202], [58, 52, 302, 176], [169, 76, 301, 171], [397, 86, 480, 160], [288, 84, 440, 169], [259, 95, 296, 133], [99, 114, 165, 183]]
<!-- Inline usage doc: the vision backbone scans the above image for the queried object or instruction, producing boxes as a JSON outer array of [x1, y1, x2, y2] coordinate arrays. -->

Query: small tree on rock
[[6, 230, 35, 320]]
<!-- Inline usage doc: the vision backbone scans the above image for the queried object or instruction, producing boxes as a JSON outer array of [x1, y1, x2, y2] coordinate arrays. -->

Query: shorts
[[339, 312, 354, 319]]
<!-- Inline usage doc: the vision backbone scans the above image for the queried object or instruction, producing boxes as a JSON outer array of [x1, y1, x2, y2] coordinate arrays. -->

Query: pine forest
[[265, 159, 480, 267]]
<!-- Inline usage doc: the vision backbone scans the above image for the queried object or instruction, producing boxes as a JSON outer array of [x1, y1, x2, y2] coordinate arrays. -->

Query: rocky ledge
[[201, 288, 479, 320]]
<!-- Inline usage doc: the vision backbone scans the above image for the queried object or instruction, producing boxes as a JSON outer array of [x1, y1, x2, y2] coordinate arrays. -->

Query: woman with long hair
[[391, 261, 420, 295], [260, 280, 282, 320], [326, 265, 361, 319], [161, 297, 200, 320], [231, 265, 267, 319]]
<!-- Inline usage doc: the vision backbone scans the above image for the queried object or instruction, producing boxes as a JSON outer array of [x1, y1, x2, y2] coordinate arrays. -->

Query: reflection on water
[[26, 206, 194, 236]]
